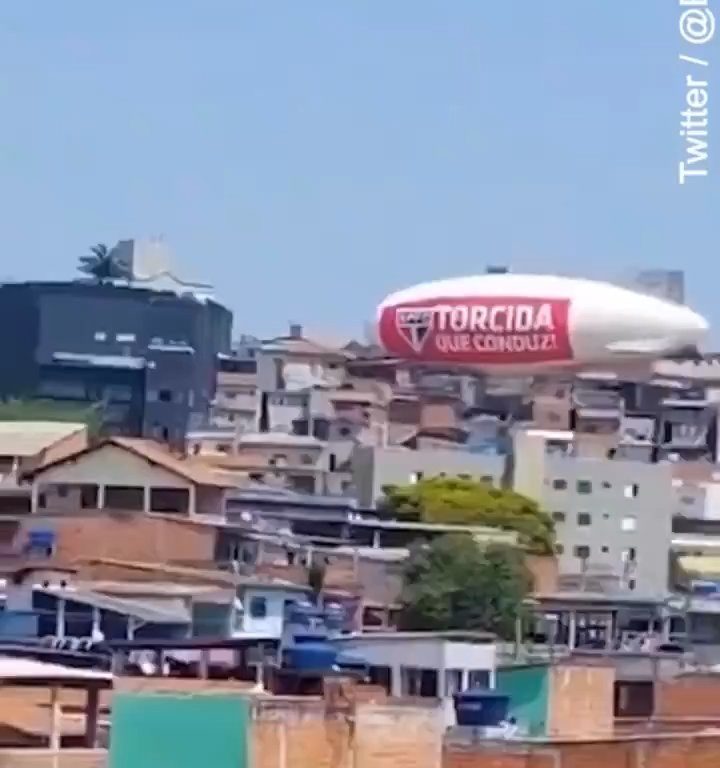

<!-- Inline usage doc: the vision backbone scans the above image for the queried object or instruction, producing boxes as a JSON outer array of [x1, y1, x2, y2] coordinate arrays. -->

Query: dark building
[[0, 281, 232, 442]]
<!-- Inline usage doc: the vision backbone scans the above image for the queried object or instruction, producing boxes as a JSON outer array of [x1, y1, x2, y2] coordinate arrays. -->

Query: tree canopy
[[399, 534, 531, 638], [78, 243, 130, 283], [379, 476, 554, 555]]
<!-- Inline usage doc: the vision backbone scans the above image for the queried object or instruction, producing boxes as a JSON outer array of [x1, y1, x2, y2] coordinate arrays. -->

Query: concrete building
[[24, 437, 234, 517], [352, 445, 505, 507], [335, 631, 497, 725], [213, 355, 258, 434], [631, 269, 685, 305], [0, 281, 232, 442], [513, 430, 674, 597], [189, 430, 348, 495]]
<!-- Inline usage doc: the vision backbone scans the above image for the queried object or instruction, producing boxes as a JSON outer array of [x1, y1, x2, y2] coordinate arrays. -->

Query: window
[[552, 511, 566, 523], [576, 480, 592, 494], [621, 515, 637, 532], [555, 543, 564, 555], [300, 454, 314, 465], [574, 545, 591, 559], [400, 667, 437, 697], [56, 485, 69, 498], [624, 484, 640, 499], [577, 513, 592, 526], [468, 670, 490, 688], [368, 666, 392, 693], [552, 479, 567, 490], [249, 597, 267, 618], [601, 546, 610, 553], [158, 389, 173, 403], [602, 481, 612, 489]]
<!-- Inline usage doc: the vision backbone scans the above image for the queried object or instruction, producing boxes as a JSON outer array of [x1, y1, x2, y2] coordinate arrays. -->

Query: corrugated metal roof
[[36, 586, 191, 624], [0, 656, 112, 682]]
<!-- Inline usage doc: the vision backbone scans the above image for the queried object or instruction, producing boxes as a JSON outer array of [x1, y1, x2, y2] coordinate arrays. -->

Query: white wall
[[337, 636, 497, 695], [240, 587, 307, 638]]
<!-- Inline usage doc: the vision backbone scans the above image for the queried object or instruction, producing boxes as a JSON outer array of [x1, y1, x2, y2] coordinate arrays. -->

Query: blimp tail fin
[[605, 338, 674, 355]]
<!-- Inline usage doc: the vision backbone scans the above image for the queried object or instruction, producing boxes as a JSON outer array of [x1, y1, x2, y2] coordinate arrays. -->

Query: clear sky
[[1, 2, 717, 340]]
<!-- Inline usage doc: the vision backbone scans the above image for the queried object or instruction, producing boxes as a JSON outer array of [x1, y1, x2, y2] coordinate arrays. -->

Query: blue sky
[[1, 2, 717, 340]]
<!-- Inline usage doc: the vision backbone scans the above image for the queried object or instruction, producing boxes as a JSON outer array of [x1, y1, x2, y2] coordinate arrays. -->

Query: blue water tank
[[453, 689, 510, 727], [335, 652, 368, 674], [324, 602, 346, 632], [286, 601, 318, 627], [283, 642, 338, 670]]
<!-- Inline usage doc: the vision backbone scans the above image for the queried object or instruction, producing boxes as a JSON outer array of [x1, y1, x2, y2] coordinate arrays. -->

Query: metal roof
[[36, 586, 191, 624], [0, 655, 112, 684]]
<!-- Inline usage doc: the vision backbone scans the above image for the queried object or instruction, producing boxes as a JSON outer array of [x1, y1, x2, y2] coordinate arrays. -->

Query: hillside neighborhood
[[0, 242, 712, 766]]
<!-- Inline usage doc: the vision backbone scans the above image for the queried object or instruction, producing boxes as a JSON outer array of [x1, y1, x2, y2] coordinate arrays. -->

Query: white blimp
[[376, 273, 709, 375]]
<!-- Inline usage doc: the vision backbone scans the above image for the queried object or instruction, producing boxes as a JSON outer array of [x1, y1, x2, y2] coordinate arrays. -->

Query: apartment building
[[0, 280, 232, 442], [352, 445, 506, 507], [213, 353, 258, 433], [513, 430, 674, 597]]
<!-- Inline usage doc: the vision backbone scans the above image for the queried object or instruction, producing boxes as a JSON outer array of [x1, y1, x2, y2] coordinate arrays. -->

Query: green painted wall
[[109, 693, 249, 768], [496, 664, 549, 737]]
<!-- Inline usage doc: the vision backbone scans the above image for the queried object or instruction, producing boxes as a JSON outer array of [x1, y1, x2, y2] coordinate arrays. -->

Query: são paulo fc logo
[[395, 307, 434, 353]]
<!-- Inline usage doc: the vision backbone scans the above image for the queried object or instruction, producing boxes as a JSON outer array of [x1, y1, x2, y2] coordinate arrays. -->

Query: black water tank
[[453, 689, 510, 727]]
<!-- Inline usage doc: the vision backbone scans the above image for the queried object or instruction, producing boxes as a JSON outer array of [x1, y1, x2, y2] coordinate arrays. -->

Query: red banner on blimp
[[378, 296, 573, 364]]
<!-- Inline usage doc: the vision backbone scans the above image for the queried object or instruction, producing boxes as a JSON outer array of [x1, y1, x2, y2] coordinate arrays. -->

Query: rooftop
[[0, 656, 112, 687], [0, 422, 86, 458], [26, 437, 236, 488]]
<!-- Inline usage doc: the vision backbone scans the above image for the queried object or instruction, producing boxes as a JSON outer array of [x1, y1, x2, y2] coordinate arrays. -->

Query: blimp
[[376, 274, 709, 375]]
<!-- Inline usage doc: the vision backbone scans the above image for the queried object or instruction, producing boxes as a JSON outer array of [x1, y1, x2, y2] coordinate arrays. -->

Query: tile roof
[[262, 336, 353, 359], [27, 437, 236, 488]]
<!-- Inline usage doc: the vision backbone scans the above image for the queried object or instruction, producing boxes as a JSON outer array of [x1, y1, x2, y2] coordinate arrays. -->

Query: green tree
[[379, 476, 555, 555], [399, 534, 530, 638], [78, 243, 130, 283]]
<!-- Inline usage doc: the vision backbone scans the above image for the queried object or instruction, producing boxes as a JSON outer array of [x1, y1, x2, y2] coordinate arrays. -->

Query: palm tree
[[78, 243, 130, 283]]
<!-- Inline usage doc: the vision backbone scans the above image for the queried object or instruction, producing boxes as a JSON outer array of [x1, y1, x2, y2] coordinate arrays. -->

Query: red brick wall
[[526, 556, 558, 594], [443, 735, 720, 768], [27, 513, 216, 566], [548, 665, 614, 739], [656, 675, 720, 718], [252, 701, 443, 768]]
